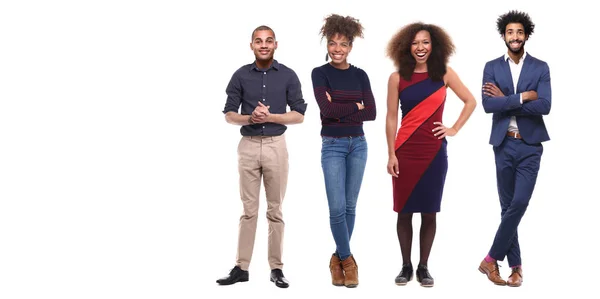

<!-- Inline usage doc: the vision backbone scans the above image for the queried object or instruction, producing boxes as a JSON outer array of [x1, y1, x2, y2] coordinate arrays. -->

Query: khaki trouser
[[236, 135, 288, 270]]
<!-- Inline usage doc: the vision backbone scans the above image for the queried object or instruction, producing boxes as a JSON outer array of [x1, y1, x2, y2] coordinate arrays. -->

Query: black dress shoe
[[395, 263, 413, 285], [416, 264, 434, 287], [216, 266, 249, 285], [270, 269, 289, 288]]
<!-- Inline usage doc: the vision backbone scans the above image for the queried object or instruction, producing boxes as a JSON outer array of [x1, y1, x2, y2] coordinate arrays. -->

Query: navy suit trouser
[[489, 135, 543, 267]]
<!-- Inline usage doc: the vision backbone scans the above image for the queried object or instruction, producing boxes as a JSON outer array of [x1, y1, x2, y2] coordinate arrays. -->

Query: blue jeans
[[321, 135, 368, 260]]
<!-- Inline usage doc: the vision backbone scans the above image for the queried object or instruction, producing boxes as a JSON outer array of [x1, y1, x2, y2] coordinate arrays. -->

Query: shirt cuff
[[519, 93, 523, 104]]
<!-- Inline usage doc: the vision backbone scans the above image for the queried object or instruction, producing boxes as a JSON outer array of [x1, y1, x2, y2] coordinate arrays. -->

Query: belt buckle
[[513, 132, 518, 138]]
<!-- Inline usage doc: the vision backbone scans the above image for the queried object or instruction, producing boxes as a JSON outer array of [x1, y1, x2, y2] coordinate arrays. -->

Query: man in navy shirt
[[216, 25, 307, 289]]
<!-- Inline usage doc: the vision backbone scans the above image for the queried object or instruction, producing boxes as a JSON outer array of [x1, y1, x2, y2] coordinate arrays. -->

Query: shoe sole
[[395, 276, 412, 286], [416, 278, 433, 287], [217, 278, 249, 285], [345, 284, 358, 288], [478, 267, 506, 286], [270, 278, 289, 288]]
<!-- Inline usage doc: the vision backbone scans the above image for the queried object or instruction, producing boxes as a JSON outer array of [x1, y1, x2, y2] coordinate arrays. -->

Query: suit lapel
[[499, 56, 514, 95], [516, 53, 533, 93]]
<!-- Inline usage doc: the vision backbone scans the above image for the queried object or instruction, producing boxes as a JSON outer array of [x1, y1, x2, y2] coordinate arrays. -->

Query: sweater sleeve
[[345, 70, 376, 122], [311, 67, 359, 119]]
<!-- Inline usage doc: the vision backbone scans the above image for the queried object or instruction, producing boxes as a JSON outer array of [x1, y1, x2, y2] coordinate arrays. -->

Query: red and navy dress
[[393, 72, 448, 213]]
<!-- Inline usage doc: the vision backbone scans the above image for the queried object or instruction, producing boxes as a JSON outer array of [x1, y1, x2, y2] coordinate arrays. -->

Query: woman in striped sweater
[[311, 14, 376, 288]]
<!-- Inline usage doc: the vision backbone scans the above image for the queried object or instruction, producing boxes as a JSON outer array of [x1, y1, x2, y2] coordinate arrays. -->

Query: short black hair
[[496, 10, 535, 36], [251, 25, 275, 41]]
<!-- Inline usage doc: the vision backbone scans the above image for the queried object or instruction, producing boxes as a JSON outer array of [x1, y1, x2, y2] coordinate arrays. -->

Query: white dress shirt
[[505, 52, 526, 133]]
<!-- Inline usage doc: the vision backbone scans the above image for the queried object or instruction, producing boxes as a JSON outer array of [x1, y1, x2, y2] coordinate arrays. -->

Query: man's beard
[[505, 39, 525, 54]]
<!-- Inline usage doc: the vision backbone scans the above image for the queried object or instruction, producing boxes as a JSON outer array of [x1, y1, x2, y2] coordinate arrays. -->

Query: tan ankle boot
[[329, 254, 344, 286], [341, 255, 358, 288], [478, 259, 506, 285]]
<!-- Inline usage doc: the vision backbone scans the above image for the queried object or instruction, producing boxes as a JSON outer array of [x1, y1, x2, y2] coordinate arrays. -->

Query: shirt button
[[263, 85, 266, 87], [262, 126, 265, 128], [263, 72, 266, 74], [262, 99, 265, 101]]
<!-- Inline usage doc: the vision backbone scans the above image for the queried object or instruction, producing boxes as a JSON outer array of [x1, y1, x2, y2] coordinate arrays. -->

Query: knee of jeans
[[345, 206, 356, 216], [329, 208, 345, 222]]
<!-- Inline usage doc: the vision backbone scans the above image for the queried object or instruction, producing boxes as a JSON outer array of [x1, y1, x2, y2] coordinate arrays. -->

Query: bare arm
[[267, 110, 304, 125], [434, 66, 476, 138], [245, 101, 304, 125], [386, 72, 400, 177], [225, 111, 252, 126]]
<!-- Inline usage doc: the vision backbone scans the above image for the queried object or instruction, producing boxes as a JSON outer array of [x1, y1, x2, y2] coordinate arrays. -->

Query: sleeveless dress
[[392, 72, 448, 213]]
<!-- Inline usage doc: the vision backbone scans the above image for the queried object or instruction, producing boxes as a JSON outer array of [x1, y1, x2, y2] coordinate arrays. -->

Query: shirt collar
[[505, 52, 526, 64], [250, 59, 280, 71]]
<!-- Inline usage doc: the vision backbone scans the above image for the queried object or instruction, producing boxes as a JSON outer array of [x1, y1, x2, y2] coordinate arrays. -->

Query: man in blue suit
[[478, 10, 551, 287]]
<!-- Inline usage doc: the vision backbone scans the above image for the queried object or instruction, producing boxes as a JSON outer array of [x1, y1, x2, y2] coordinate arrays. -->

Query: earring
[[325, 53, 329, 61]]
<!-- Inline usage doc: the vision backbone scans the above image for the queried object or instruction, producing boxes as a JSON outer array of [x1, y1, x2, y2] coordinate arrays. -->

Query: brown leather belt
[[506, 131, 522, 139]]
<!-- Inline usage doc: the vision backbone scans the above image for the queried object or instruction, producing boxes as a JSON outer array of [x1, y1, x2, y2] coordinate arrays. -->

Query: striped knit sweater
[[311, 63, 376, 137]]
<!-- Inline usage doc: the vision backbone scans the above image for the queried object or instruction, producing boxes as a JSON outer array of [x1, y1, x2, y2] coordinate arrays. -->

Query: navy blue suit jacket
[[482, 53, 551, 146]]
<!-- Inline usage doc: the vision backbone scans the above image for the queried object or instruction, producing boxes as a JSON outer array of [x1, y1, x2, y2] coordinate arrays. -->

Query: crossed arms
[[481, 62, 551, 116]]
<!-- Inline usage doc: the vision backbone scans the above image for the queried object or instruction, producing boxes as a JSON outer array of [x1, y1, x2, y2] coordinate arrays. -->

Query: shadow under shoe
[[395, 263, 413, 285], [416, 264, 434, 287], [341, 255, 359, 288], [329, 253, 345, 286], [216, 266, 249, 285]]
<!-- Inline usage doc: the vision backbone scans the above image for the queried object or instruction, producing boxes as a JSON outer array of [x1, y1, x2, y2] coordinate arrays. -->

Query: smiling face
[[327, 33, 352, 69], [411, 30, 432, 65], [503, 22, 527, 54], [250, 29, 277, 63]]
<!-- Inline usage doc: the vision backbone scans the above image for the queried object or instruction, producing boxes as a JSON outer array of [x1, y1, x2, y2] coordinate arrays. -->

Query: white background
[[1, 0, 598, 298]]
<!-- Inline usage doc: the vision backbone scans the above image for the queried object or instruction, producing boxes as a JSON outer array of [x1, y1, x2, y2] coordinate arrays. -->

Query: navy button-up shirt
[[222, 60, 307, 136]]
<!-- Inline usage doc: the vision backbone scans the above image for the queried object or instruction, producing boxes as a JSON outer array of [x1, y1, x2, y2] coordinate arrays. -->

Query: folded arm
[[311, 68, 359, 118], [507, 64, 551, 116], [481, 62, 522, 113], [344, 70, 376, 122]]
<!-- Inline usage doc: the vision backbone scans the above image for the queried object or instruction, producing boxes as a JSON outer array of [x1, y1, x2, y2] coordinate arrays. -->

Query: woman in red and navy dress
[[385, 22, 476, 287]]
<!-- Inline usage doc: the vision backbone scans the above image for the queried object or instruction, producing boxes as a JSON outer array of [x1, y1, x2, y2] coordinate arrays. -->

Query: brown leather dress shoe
[[329, 254, 345, 286], [507, 266, 523, 287], [341, 255, 358, 288], [479, 259, 506, 285]]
